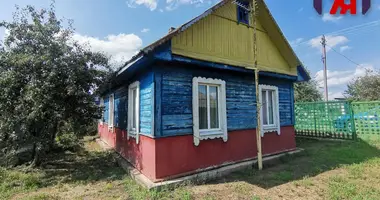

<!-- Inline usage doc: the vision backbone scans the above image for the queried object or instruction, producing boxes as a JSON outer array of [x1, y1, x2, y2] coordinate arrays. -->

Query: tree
[[294, 79, 323, 102], [345, 69, 380, 101], [0, 4, 113, 166]]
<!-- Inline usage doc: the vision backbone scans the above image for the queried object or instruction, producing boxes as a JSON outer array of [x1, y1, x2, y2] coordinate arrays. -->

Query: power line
[[328, 20, 380, 36], [326, 44, 362, 67], [293, 19, 380, 47]]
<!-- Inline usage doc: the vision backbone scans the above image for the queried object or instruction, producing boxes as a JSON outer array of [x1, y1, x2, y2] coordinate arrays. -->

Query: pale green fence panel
[[295, 101, 355, 139], [351, 101, 380, 135]]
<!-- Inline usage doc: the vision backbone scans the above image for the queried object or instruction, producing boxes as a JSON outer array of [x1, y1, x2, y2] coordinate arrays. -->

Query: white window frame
[[99, 97, 104, 125], [259, 84, 280, 136], [128, 81, 140, 144], [192, 77, 227, 146], [108, 94, 114, 129]]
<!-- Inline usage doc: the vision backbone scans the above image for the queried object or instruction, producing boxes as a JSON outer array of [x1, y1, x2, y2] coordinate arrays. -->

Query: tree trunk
[[29, 142, 40, 167]]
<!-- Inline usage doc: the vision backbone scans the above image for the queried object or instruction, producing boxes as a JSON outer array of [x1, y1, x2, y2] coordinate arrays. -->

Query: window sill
[[194, 129, 227, 146], [238, 21, 249, 27], [128, 132, 137, 138], [262, 126, 280, 135], [127, 131, 140, 144]]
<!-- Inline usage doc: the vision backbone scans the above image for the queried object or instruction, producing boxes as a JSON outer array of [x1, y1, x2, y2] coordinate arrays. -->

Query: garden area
[[2, 135, 379, 200]]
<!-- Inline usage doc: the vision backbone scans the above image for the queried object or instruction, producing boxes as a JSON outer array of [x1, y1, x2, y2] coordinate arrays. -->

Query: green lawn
[[2, 135, 380, 200]]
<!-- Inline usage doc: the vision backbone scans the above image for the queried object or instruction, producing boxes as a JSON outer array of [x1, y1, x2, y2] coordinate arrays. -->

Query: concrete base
[[96, 138, 303, 190]]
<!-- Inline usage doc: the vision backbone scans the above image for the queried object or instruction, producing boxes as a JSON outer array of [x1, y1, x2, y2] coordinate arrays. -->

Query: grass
[[2, 135, 380, 200]]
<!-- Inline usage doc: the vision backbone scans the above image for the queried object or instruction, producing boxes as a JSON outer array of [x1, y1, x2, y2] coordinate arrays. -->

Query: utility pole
[[321, 35, 328, 101], [252, 0, 262, 171], [232, 0, 262, 170]]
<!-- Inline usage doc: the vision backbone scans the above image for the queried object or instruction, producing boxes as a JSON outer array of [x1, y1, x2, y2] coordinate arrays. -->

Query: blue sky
[[1, 0, 380, 99]]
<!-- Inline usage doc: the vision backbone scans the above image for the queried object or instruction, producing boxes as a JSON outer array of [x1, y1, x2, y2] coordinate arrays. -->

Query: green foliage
[[294, 79, 323, 102], [0, 4, 113, 166], [55, 122, 81, 151], [345, 69, 380, 101]]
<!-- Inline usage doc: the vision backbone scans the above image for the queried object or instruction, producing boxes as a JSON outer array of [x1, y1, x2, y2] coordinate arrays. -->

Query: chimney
[[168, 27, 176, 33]]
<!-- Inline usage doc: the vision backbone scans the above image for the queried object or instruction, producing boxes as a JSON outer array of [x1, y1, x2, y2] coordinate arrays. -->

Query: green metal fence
[[351, 101, 380, 135], [295, 101, 380, 139]]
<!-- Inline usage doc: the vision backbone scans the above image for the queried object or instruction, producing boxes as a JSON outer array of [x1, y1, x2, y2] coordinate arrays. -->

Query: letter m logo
[[313, 0, 371, 15]]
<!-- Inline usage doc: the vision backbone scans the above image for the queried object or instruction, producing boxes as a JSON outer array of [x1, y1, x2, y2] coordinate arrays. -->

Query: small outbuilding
[[98, 0, 310, 182]]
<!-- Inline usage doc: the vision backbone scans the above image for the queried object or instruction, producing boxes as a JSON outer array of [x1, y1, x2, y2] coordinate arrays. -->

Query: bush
[[55, 122, 82, 151]]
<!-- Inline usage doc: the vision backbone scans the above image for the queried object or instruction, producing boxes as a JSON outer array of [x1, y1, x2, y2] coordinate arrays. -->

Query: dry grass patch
[[2, 135, 380, 200]]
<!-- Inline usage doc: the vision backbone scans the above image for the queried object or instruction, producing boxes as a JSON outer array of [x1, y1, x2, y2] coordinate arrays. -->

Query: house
[[98, 0, 310, 182]]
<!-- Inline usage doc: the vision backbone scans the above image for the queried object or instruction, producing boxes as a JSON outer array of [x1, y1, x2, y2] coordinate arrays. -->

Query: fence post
[[349, 101, 357, 140], [313, 103, 317, 137]]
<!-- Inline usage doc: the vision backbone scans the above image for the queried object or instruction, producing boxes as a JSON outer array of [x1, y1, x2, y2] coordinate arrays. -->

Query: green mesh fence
[[295, 101, 356, 139], [351, 101, 380, 135]]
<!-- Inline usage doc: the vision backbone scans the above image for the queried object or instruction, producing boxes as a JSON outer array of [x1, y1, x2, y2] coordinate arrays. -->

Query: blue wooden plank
[[139, 71, 154, 136], [154, 69, 162, 137], [157, 64, 296, 136]]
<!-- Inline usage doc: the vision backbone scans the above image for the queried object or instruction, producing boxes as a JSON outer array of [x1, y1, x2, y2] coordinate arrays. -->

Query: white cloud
[[329, 91, 344, 100], [0, 28, 9, 42], [127, 0, 157, 11], [308, 35, 348, 52], [315, 64, 375, 100], [159, 8, 164, 12], [72, 33, 143, 66], [315, 64, 374, 88], [322, 13, 343, 22], [290, 38, 304, 46], [141, 28, 150, 33], [340, 45, 351, 52]]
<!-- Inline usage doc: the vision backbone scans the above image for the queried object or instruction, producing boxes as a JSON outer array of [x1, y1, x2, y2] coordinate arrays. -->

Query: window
[[108, 94, 114, 128], [128, 81, 140, 144], [99, 97, 104, 125], [237, 1, 249, 25], [193, 77, 227, 146], [259, 85, 280, 136]]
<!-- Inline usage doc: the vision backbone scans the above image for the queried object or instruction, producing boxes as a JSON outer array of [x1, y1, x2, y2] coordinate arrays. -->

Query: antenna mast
[[232, 0, 262, 170]]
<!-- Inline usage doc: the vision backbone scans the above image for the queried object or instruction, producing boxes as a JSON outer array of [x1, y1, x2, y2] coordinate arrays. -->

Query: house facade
[[98, 0, 310, 182]]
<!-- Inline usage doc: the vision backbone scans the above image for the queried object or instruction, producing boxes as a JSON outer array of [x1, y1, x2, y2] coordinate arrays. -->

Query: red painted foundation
[[98, 124, 296, 182], [98, 124, 156, 180]]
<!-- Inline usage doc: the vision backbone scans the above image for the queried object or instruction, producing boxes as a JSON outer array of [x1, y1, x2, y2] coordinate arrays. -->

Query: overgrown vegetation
[[0, 4, 113, 166], [345, 69, 380, 101], [294, 68, 323, 102], [2, 136, 379, 200]]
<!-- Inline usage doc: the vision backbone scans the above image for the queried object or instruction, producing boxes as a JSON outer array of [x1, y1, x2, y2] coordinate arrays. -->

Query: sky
[[1, 0, 380, 99]]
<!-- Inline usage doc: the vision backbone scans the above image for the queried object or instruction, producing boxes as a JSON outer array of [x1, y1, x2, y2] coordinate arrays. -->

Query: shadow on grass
[[210, 137, 380, 189], [38, 143, 126, 187]]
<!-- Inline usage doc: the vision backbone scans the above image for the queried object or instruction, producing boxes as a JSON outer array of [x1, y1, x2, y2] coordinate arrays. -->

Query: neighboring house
[[98, 0, 310, 182]]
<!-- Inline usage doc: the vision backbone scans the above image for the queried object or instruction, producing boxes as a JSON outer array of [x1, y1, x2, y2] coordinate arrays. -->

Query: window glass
[[132, 89, 137, 129], [237, 1, 249, 24], [268, 90, 274, 125], [198, 85, 208, 129], [209, 86, 219, 129], [262, 90, 268, 125]]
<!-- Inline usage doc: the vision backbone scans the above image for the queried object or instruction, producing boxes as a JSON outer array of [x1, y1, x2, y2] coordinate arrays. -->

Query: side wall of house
[[154, 63, 294, 137], [98, 69, 156, 180], [153, 63, 296, 179]]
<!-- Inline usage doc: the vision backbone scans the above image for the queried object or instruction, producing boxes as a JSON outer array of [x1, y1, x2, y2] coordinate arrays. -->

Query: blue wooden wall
[[102, 70, 154, 136], [154, 64, 294, 137]]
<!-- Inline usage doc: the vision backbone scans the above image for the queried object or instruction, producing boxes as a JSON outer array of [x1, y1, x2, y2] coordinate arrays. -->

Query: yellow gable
[[171, 1, 297, 76]]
